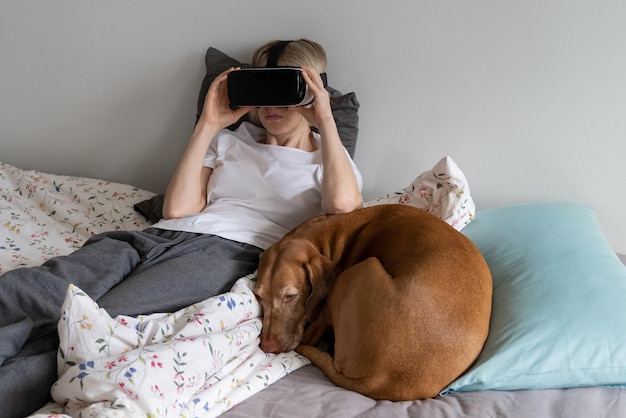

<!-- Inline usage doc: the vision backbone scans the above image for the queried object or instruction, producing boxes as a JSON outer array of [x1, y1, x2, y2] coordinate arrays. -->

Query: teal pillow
[[442, 203, 626, 394]]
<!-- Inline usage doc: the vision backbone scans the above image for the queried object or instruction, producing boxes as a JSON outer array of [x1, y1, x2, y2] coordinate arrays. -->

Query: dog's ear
[[304, 252, 340, 322]]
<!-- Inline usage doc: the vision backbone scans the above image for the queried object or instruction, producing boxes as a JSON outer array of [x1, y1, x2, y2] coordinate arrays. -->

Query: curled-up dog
[[254, 204, 492, 401]]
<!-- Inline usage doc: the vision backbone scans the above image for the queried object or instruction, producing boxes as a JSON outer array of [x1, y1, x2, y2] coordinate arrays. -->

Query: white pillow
[[366, 156, 475, 231]]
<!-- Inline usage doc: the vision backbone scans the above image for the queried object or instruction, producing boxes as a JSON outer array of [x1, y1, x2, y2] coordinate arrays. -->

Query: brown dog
[[254, 204, 492, 401]]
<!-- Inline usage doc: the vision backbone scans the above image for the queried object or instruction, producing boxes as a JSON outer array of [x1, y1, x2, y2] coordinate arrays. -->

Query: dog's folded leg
[[296, 344, 388, 399]]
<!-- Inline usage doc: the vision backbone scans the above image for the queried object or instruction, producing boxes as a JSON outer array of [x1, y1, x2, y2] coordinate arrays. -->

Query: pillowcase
[[134, 193, 164, 224], [365, 156, 475, 231], [442, 203, 626, 394], [196, 47, 360, 158]]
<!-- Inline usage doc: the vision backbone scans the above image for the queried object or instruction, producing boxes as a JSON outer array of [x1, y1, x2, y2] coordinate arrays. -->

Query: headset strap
[[266, 40, 292, 66], [320, 72, 328, 87]]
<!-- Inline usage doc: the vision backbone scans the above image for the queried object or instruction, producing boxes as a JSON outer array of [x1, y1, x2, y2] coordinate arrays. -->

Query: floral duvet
[[32, 275, 308, 418], [0, 161, 154, 274]]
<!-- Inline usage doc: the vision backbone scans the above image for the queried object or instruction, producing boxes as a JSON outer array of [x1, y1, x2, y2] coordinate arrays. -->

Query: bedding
[[2, 159, 626, 418], [365, 155, 475, 231], [0, 161, 155, 274], [444, 203, 626, 393], [48, 276, 308, 417]]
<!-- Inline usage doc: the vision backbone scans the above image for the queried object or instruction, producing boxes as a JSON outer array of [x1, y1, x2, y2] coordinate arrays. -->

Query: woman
[[158, 39, 363, 249], [0, 39, 362, 417]]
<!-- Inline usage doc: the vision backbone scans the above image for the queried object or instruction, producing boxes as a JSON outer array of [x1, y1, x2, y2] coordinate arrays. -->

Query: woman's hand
[[199, 67, 252, 129], [294, 66, 334, 129]]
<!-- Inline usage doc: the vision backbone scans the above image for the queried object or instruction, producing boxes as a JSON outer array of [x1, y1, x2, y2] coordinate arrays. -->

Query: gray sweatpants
[[0, 228, 262, 418]]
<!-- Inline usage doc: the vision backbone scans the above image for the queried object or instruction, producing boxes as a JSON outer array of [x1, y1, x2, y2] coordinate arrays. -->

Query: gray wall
[[1, 1, 625, 252]]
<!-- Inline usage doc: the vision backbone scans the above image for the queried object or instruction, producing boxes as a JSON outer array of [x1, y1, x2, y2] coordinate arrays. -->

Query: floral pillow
[[366, 156, 475, 231]]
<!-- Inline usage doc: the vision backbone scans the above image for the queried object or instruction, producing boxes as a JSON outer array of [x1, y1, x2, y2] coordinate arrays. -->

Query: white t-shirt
[[152, 122, 362, 249]]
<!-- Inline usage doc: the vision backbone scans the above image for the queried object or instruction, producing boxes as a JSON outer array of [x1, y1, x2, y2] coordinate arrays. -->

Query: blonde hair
[[248, 39, 327, 125]]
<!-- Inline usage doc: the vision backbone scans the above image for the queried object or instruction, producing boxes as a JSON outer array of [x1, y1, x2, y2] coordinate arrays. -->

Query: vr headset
[[228, 67, 314, 107], [227, 40, 327, 108]]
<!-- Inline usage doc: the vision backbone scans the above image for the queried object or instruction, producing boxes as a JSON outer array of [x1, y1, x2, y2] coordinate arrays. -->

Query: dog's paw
[[296, 345, 334, 369], [295, 344, 315, 358]]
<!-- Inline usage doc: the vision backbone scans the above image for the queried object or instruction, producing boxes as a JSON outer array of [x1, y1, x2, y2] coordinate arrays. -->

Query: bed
[[2, 157, 625, 418], [3, 46, 626, 418]]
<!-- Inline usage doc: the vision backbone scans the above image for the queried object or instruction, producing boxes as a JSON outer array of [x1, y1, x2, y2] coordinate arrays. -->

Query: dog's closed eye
[[282, 293, 298, 303]]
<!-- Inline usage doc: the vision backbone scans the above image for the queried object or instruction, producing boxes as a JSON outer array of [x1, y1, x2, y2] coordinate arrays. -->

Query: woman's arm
[[162, 68, 251, 219], [162, 123, 217, 219], [298, 67, 363, 214]]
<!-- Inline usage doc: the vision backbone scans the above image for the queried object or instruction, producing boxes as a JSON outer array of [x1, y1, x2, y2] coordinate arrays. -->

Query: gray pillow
[[195, 47, 359, 158]]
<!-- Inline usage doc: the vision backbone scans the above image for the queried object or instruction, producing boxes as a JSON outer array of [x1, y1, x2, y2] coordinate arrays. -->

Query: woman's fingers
[[201, 67, 251, 128]]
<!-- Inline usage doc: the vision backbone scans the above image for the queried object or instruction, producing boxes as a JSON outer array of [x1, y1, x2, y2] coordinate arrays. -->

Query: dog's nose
[[260, 338, 281, 353]]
